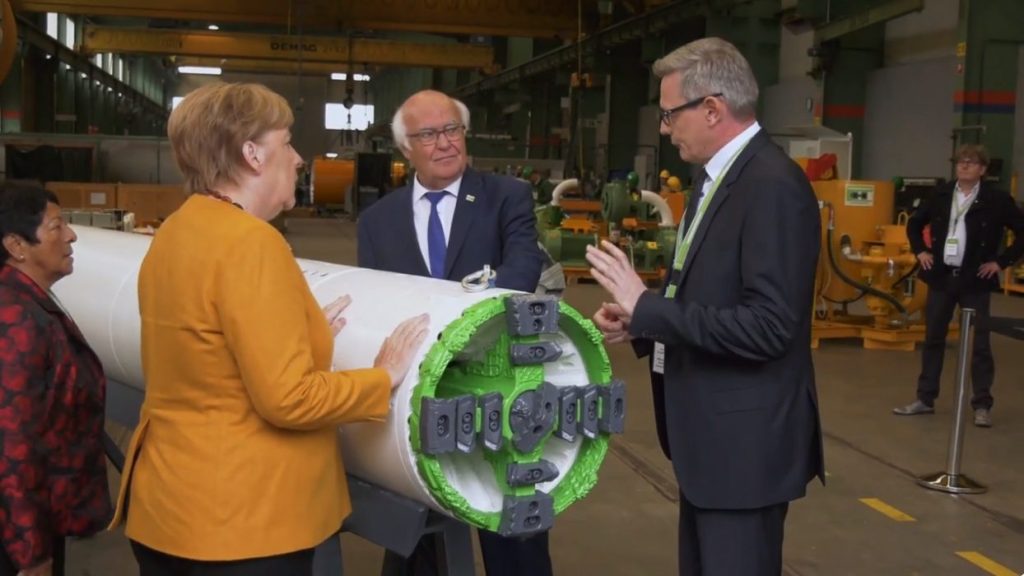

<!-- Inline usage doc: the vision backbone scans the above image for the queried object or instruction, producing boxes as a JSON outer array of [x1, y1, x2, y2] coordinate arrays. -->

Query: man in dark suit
[[357, 90, 548, 576], [895, 144, 1024, 427], [585, 38, 824, 576]]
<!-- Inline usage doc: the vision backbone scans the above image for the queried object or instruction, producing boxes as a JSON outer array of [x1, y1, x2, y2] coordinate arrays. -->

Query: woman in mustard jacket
[[109, 82, 429, 575]]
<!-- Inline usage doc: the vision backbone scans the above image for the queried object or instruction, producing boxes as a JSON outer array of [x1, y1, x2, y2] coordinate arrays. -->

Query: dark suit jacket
[[357, 167, 544, 292], [0, 265, 112, 570], [629, 129, 825, 510], [906, 180, 1024, 291]]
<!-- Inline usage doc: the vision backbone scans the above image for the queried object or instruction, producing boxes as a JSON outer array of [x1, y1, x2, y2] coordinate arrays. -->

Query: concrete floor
[[70, 217, 1024, 575]]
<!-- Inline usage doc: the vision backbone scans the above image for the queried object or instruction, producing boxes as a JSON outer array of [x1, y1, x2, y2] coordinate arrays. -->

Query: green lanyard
[[950, 187, 977, 233], [664, 142, 748, 299]]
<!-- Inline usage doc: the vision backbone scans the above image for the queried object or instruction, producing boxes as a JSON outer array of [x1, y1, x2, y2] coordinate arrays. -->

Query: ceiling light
[[178, 66, 222, 76], [208, 24, 219, 31], [325, 152, 339, 159]]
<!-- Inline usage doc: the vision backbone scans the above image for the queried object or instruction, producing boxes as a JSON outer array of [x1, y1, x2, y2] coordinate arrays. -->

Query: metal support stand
[[917, 307, 987, 494], [336, 475, 476, 576], [104, 379, 476, 576]]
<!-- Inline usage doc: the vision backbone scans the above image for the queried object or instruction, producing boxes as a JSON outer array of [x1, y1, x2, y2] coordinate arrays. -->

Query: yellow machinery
[[660, 176, 687, 225], [1002, 172, 1024, 295], [310, 156, 355, 208], [813, 180, 931, 350], [391, 161, 408, 188]]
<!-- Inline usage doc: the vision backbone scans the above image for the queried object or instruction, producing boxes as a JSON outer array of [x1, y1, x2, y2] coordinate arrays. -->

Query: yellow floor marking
[[858, 497, 916, 522], [956, 551, 1019, 576]]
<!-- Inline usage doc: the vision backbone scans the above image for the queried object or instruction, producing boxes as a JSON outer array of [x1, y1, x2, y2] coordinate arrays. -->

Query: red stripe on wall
[[823, 104, 865, 118], [1, 109, 20, 120], [954, 90, 1016, 105]]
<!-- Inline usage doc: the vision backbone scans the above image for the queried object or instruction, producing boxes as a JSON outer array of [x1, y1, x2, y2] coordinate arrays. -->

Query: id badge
[[653, 342, 665, 375], [944, 238, 960, 258]]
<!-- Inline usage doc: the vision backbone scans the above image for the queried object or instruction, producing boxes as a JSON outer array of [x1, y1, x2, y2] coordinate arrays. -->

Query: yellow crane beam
[[82, 26, 495, 70], [171, 56, 362, 77], [13, 0, 577, 38]]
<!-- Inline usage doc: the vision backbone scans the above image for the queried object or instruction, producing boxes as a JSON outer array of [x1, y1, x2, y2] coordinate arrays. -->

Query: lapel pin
[[466, 194, 476, 203]]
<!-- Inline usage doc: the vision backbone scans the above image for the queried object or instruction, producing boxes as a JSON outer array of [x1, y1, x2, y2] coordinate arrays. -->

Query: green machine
[[539, 173, 676, 274]]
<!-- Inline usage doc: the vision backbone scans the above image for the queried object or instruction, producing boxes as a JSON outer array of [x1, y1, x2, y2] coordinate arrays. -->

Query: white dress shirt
[[696, 121, 762, 212], [412, 175, 463, 273], [943, 180, 980, 267]]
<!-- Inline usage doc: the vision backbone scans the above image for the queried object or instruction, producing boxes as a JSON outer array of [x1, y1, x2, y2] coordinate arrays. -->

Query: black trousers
[[678, 495, 789, 576], [917, 277, 994, 410], [0, 535, 65, 576], [131, 541, 314, 576], [401, 530, 552, 576]]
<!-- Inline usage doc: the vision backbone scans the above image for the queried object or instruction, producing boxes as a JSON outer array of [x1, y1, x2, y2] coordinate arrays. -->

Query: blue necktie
[[425, 191, 448, 278]]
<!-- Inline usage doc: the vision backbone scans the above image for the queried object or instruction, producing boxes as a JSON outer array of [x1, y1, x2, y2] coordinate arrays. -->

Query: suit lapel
[[675, 130, 770, 288], [396, 186, 431, 276], [2, 268, 106, 376], [444, 168, 481, 279], [965, 183, 990, 218]]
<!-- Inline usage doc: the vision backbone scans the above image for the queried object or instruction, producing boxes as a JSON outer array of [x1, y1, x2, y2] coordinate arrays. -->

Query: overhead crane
[[82, 26, 495, 70], [13, 0, 579, 37]]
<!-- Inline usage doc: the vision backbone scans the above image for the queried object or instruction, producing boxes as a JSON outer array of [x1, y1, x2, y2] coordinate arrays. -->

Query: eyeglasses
[[409, 123, 466, 146], [659, 93, 723, 126], [956, 158, 982, 166]]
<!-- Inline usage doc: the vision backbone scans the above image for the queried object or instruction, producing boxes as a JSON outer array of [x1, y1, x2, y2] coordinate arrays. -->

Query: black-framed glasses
[[659, 93, 723, 126], [409, 123, 466, 146], [956, 158, 982, 166]]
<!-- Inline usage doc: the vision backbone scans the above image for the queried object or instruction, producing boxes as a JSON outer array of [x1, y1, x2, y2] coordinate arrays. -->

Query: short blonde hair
[[168, 82, 294, 195], [954, 143, 989, 167]]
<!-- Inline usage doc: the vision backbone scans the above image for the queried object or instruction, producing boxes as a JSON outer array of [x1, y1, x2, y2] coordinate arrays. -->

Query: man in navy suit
[[586, 38, 824, 576], [357, 90, 548, 575]]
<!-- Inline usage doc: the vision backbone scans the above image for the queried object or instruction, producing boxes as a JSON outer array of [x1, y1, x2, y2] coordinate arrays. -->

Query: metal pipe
[[946, 307, 975, 476], [839, 245, 917, 267], [639, 189, 675, 227], [550, 178, 579, 206]]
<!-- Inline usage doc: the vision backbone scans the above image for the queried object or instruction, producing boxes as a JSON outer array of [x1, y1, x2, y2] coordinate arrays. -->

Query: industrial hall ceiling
[[8, 0, 659, 80]]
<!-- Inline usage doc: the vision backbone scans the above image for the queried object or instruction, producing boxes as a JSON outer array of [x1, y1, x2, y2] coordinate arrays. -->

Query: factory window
[[116, 57, 124, 81], [172, 96, 185, 110], [325, 103, 374, 131], [64, 17, 75, 49], [94, 54, 102, 67], [46, 13, 59, 40]]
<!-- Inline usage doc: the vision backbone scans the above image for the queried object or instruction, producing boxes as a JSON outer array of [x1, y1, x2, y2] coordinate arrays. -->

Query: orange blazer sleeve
[[215, 226, 391, 430]]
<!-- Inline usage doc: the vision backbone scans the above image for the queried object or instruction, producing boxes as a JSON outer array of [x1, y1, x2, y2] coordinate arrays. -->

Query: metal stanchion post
[[917, 307, 987, 494]]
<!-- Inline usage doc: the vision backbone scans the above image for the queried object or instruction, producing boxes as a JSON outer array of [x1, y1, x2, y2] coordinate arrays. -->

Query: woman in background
[[0, 182, 112, 576]]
